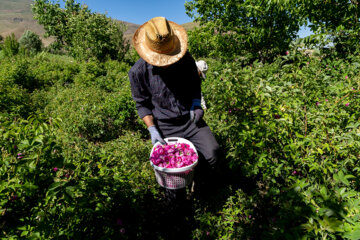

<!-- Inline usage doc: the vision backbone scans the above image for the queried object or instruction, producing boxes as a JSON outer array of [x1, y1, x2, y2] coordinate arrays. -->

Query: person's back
[[129, 51, 201, 121]]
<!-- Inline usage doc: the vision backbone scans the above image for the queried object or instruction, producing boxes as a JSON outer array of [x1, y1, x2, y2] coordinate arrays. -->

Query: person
[[128, 17, 220, 204], [195, 60, 208, 110]]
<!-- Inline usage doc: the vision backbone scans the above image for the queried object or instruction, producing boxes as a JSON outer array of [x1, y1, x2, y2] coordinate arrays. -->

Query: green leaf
[[344, 229, 360, 240], [65, 186, 75, 199], [20, 230, 29, 237], [47, 182, 64, 197], [317, 148, 323, 155], [22, 182, 38, 191]]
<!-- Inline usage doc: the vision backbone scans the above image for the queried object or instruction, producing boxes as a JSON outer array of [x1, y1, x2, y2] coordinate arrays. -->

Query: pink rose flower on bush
[[150, 143, 198, 168]]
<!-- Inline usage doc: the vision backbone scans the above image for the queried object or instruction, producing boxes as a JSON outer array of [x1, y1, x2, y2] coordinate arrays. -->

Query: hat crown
[[144, 17, 175, 54], [132, 16, 188, 67]]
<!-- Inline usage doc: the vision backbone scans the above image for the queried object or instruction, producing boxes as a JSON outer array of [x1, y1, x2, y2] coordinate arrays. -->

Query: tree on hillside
[[32, 0, 129, 61], [185, 0, 305, 62], [299, 0, 360, 55], [19, 30, 42, 53]]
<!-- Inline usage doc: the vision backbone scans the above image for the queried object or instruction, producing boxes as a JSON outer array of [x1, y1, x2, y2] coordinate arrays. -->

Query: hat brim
[[132, 20, 188, 67]]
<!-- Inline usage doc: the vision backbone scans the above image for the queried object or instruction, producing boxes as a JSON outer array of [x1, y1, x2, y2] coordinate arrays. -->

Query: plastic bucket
[[149, 137, 198, 189]]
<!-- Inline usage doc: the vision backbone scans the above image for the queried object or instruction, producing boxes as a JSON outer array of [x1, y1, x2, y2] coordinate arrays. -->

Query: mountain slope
[[0, 0, 45, 39]]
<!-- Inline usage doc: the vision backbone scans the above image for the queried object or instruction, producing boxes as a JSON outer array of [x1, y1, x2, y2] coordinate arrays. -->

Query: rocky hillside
[[0, 0, 45, 40]]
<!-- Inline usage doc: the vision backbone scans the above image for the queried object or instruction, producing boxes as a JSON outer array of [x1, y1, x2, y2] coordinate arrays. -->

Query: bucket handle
[[167, 138, 179, 143]]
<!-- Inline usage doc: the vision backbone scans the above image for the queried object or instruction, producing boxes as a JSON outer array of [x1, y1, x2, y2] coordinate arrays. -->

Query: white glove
[[148, 126, 166, 145]]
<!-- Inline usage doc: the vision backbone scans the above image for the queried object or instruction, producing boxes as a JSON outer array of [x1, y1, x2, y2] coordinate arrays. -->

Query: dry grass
[[0, 0, 48, 44], [182, 22, 200, 31]]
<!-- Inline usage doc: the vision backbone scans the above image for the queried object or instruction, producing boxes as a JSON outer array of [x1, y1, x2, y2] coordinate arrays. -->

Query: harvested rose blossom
[[151, 143, 198, 168]]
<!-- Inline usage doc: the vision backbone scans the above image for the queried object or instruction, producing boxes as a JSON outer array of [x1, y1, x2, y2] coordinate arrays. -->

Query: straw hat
[[132, 17, 188, 67]]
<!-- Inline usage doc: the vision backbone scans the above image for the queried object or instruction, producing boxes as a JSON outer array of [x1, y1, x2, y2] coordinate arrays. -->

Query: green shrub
[[74, 59, 130, 92], [45, 84, 138, 142], [0, 56, 41, 93], [3, 33, 19, 57], [123, 47, 140, 66], [0, 114, 157, 239], [19, 30, 42, 53], [0, 58, 33, 117], [44, 40, 65, 54], [198, 51, 360, 239], [29, 53, 80, 88], [0, 79, 30, 117]]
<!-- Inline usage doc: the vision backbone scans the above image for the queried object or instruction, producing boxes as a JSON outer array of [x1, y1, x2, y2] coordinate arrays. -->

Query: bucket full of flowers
[[149, 137, 198, 189]]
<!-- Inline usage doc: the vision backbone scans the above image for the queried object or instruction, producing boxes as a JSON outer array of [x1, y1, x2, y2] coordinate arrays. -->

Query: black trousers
[[155, 115, 220, 201]]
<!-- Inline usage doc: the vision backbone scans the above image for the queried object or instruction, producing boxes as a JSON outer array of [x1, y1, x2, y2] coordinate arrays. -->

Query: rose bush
[[196, 49, 360, 239], [2, 44, 360, 239]]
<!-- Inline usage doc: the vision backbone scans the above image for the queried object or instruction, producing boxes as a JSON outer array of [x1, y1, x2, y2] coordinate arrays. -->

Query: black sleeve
[[128, 69, 153, 119]]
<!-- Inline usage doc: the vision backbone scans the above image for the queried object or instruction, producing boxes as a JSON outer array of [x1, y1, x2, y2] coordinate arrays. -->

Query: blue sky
[[298, 26, 313, 39], [61, 0, 193, 25], [60, 0, 312, 38]]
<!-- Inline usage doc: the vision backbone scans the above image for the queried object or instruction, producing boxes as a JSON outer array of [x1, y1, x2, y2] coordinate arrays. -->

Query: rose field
[[1, 46, 360, 239], [2, 0, 360, 239]]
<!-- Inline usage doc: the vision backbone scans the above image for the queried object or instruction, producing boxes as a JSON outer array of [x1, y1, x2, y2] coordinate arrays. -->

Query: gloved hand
[[190, 99, 204, 123], [148, 125, 166, 145]]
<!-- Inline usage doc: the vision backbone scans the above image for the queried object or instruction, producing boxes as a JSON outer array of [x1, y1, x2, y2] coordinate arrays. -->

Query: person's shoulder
[[182, 51, 196, 64], [186, 51, 196, 59], [129, 58, 148, 76]]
